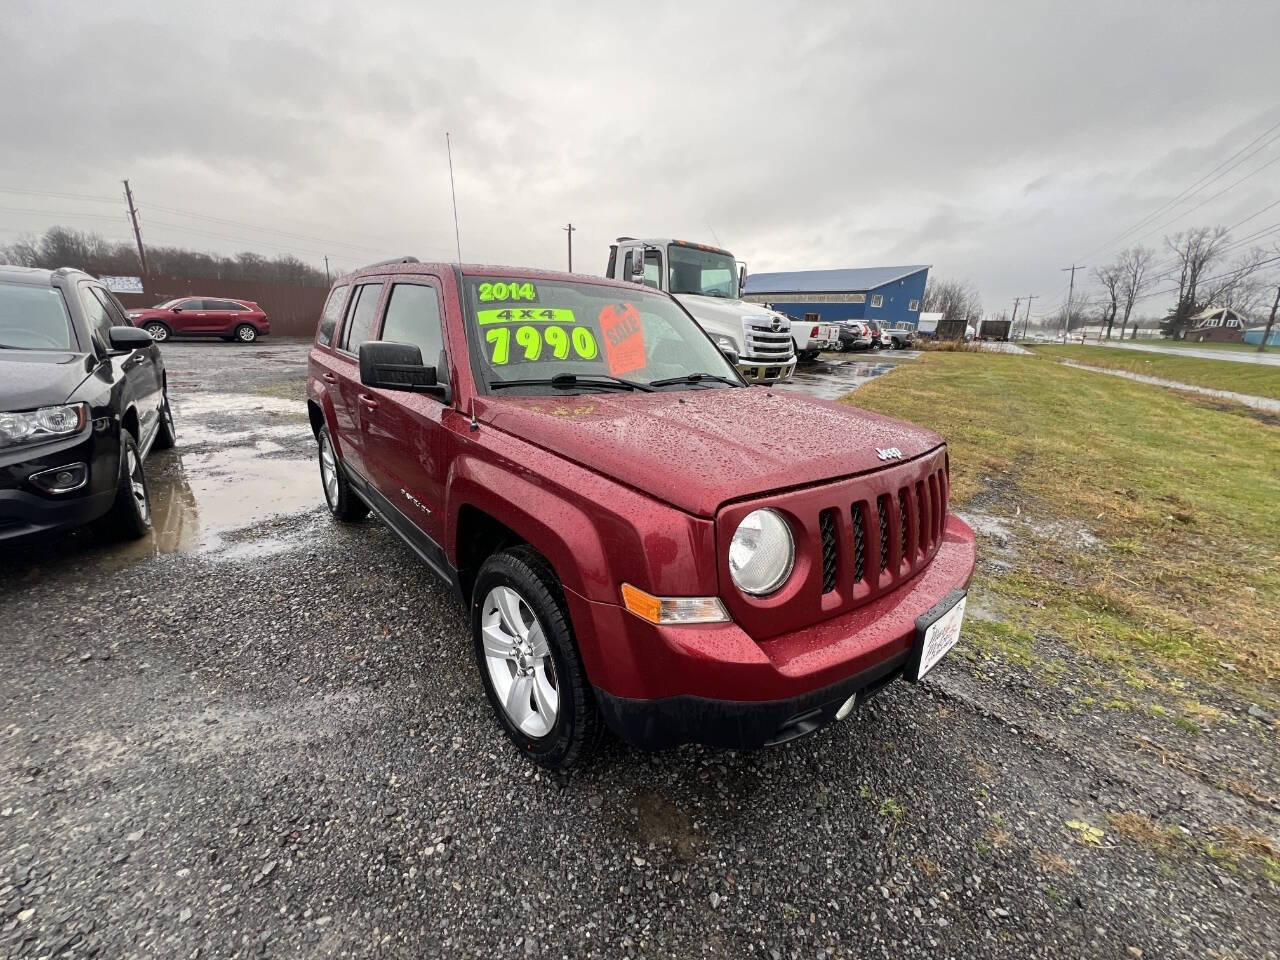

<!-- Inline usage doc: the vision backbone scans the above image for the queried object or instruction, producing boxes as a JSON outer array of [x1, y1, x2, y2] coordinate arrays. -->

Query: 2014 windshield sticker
[[598, 303, 646, 377], [478, 281, 538, 302], [485, 325, 599, 365]]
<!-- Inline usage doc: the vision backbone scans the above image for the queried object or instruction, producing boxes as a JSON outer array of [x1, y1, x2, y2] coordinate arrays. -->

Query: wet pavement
[[3, 340, 1276, 960], [1100, 340, 1280, 366], [775, 350, 918, 401]]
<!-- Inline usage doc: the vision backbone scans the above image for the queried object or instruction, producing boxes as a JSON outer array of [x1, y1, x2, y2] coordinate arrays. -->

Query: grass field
[[847, 351, 1280, 707], [1028, 343, 1280, 401]]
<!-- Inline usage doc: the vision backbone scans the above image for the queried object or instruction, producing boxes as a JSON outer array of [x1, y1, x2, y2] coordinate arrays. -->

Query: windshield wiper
[[489, 373, 655, 392], [648, 372, 741, 388]]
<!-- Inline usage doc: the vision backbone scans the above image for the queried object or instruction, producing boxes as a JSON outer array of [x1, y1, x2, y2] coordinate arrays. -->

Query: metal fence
[[114, 275, 328, 337]]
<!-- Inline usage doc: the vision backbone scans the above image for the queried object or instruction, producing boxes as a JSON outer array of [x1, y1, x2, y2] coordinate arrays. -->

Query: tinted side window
[[379, 283, 447, 383], [316, 284, 349, 347], [182, 299, 207, 310], [339, 283, 384, 353], [77, 284, 115, 351], [210, 299, 242, 311]]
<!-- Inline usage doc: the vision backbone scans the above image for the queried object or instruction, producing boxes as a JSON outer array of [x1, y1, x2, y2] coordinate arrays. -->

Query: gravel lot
[[2, 341, 1276, 959]]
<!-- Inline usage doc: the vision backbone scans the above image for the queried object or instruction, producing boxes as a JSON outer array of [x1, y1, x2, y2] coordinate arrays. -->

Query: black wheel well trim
[[306, 399, 326, 438], [120, 405, 140, 441], [455, 503, 529, 603]]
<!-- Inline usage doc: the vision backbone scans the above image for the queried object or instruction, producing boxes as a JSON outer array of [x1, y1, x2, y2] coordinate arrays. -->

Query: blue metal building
[[743, 265, 931, 327]]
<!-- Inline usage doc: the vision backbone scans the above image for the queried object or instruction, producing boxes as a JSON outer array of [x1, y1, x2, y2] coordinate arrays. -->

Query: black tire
[[471, 545, 602, 770], [317, 426, 368, 521], [235, 324, 258, 343], [143, 322, 170, 343], [93, 433, 151, 541], [152, 385, 177, 451]]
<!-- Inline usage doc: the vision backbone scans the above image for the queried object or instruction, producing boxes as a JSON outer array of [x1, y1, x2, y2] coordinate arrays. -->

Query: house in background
[[742, 265, 931, 327], [1183, 307, 1247, 343]]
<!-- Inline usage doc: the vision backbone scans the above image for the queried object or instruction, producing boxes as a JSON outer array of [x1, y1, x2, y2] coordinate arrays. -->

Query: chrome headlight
[[0, 403, 89, 449], [728, 508, 795, 596]]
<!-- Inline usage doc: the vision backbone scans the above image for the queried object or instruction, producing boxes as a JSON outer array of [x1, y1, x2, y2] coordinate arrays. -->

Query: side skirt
[[343, 466, 466, 603]]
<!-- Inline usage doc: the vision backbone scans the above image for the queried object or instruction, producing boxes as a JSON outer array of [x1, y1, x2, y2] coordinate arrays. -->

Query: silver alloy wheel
[[127, 447, 149, 523], [319, 434, 339, 508], [145, 323, 168, 342], [237, 325, 256, 342], [480, 585, 559, 738]]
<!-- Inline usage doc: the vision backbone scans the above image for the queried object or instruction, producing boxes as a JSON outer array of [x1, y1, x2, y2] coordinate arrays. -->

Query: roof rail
[[361, 256, 420, 269], [615, 236, 636, 243]]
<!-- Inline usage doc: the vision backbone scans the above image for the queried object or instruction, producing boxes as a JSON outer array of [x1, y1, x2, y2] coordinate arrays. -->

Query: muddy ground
[[1, 341, 1276, 959]]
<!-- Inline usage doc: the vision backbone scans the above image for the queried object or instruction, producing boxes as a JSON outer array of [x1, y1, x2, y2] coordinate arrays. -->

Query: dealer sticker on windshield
[[914, 591, 966, 680]]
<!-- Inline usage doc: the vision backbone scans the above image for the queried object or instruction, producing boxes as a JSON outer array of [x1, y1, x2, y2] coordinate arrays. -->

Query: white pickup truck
[[605, 238, 796, 383]]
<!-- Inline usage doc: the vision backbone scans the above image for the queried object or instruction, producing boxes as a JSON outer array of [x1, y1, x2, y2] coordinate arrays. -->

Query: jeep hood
[[0, 350, 91, 410], [480, 388, 942, 517]]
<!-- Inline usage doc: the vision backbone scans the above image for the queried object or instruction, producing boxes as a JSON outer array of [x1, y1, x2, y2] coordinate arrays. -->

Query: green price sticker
[[477, 307, 575, 326], [485, 325, 599, 365], [478, 281, 538, 302]]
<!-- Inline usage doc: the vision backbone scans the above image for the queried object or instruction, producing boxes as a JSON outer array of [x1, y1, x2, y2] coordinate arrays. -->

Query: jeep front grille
[[819, 464, 949, 596]]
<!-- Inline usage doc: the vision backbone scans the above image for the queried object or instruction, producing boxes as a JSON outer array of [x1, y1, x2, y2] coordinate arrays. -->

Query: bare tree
[[1, 225, 327, 286], [1162, 227, 1233, 336], [1116, 245, 1155, 340], [922, 276, 983, 327], [1092, 261, 1123, 339]]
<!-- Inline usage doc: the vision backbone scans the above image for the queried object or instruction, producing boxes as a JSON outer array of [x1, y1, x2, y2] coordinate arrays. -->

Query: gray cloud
[[2, 0, 1278, 315]]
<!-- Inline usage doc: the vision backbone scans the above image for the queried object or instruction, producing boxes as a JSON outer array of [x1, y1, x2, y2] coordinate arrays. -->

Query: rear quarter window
[[316, 284, 349, 347]]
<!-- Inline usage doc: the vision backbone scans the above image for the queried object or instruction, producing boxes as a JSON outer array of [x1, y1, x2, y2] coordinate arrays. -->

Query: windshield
[[465, 276, 740, 394], [0, 282, 74, 350], [155, 299, 182, 308], [667, 244, 738, 298]]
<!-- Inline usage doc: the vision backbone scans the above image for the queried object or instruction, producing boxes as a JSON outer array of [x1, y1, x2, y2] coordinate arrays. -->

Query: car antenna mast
[[446, 132, 462, 265]]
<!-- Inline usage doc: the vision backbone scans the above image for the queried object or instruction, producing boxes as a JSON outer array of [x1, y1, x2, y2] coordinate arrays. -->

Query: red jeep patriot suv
[[307, 258, 975, 768]]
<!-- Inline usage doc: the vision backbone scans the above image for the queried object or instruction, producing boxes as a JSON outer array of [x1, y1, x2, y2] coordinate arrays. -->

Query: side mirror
[[171, 307, 183, 313], [738, 263, 747, 297], [358, 341, 451, 401], [629, 250, 645, 284], [108, 325, 155, 352]]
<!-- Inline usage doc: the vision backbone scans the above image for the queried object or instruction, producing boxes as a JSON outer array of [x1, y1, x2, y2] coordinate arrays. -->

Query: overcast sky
[[2, 0, 1279, 319]]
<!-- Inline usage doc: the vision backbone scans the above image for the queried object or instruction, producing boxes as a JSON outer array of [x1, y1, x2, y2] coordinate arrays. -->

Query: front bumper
[[737, 356, 796, 383], [571, 515, 975, 750], [0, 427, 118, 543]]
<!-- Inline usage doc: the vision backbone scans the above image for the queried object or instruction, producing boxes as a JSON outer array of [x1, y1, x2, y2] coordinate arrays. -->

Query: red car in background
[[127, 297, 270, 343]]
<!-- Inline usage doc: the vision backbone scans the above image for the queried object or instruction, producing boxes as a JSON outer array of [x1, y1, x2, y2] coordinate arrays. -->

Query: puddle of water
[[776, 357, 909, 401], [115, 443, 322, 563], [171, 393, 307, 419]]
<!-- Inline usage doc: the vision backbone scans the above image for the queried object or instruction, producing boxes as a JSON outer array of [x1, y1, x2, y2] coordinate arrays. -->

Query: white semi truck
[[605, 238, 799, 384]]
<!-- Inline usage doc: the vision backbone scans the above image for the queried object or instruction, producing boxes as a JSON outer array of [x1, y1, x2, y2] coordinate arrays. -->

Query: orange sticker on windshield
[[599, 303, 645, 377]]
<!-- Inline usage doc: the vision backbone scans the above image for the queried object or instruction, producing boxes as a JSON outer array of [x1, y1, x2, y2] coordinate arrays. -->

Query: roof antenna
[[469, 395, 479, 432], [446, 132, 462, 264]]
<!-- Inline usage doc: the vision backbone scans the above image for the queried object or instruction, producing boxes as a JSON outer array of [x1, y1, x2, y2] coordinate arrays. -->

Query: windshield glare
[[0, 283, 74, 350], [667, 244, 738, 298], [465, 277, 740, 394]]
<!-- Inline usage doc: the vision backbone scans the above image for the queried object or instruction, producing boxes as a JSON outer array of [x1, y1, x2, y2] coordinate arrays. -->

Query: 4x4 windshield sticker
[[599, 303, 645, 377], [478, 281, 538, 302], [477, 307, 574, 325]]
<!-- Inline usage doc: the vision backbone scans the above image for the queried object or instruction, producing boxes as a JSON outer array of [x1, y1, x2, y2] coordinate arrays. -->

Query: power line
[[1130, 152, 1280, 245], [1077, 115, 1280, 261]]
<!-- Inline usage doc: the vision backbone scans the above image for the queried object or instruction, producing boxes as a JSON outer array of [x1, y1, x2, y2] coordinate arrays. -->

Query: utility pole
[[1010, 296, 1022, 335], [563, 222, 576, 273], [1020, 295, 1039, 339], [324, 256, 330, 283], [1260, 285, 1279, 354], [1060, 264, 1083, 342], [122, 179, 148, 277]]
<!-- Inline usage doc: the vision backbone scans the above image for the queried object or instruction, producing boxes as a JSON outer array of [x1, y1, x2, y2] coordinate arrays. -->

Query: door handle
[[358, 394, 379, 410], [322, 372, 337, 383]]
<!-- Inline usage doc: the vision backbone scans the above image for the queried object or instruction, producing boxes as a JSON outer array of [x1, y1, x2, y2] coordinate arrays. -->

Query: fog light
[[835, 692, 858, 721], [29, 462, 88, 493]]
